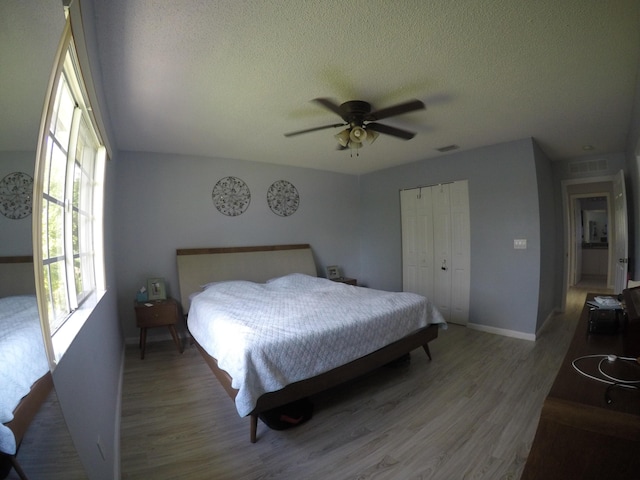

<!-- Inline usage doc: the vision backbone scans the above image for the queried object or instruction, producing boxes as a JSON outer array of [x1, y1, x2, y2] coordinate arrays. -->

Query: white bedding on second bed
[[0, 295, 49, 455], [187, 273, 445, 416]]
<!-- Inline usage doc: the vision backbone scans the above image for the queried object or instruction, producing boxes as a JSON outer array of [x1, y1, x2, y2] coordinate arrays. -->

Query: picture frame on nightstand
[[147, 277, 166, 300], [326, 265, 341, 280]]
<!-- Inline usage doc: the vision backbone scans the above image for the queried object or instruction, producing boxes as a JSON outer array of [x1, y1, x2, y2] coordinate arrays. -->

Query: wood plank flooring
[[3, 285, 609, 480], [118, 286, 608, 480], [3, 389, 86, 480]]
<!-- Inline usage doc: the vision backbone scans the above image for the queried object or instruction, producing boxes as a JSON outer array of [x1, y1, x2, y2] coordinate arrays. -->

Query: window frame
[[33, 17, 108, 369]]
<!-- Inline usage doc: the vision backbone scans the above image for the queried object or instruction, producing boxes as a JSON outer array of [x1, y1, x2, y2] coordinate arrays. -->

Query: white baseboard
[[467, 322, 536, 341], [534, 309, 560, 339]]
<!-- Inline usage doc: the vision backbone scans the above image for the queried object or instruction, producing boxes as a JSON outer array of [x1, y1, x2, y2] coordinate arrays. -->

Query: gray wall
[[533, 141, 559, 331], [48, 2, 125, 479], [51, 149, 123, 480], [359, 138, 548, 336], [113, 152, 361, 342], [0, 151, 35, 255]]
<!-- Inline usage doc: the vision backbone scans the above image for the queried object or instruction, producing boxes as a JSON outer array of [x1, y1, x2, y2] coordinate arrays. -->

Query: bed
[[177, 244, 445, 442], [0, 256, 51, 479]]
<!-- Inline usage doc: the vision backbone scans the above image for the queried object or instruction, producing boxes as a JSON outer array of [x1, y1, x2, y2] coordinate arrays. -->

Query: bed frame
[[0, 256, 53, 480], [176, 244, 439, 443]]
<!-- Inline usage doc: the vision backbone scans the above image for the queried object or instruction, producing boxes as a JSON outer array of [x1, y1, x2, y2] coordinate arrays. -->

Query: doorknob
[[618, 258, 628, 264], [441, 260, 447, 271]]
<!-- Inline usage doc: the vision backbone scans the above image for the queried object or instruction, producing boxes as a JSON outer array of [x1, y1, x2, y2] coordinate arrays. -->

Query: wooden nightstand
[[331, 277, 357, 286], [134, 297, 183, 359]]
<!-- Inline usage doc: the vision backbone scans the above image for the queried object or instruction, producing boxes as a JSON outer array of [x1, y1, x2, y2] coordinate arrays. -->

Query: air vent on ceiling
[[568, 158, 608, 175], [436, 144, 459, 153]]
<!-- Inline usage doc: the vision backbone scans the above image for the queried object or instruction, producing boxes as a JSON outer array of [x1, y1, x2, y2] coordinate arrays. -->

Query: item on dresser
[[588, 308, 622, 334]]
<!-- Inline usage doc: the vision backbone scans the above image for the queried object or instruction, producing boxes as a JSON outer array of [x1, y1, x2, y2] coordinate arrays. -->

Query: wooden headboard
[[0, 256, 35, 297], [176, 244, 317, 312]]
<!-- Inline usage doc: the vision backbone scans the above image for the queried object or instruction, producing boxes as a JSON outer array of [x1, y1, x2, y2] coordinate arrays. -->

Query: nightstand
[[134, 297, 183, 359], [331, 277, 357, 286]]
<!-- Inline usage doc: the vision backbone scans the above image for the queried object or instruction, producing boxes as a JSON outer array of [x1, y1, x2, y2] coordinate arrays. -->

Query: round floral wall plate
[[0, 172, 33, 220], [212, 176, 251, 216], [267, 180, 300, 217]]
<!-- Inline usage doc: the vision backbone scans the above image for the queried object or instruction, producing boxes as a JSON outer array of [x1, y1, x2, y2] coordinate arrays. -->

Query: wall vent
[[568, 158, 608, 175]]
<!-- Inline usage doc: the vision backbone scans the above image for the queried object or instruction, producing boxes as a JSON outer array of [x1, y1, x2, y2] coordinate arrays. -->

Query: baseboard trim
[[467, 322, 536, 341], [535, 309, 560, 339]]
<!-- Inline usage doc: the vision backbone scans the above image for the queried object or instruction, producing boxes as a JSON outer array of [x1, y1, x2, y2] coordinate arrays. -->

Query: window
[[34, 19, 106, 367]]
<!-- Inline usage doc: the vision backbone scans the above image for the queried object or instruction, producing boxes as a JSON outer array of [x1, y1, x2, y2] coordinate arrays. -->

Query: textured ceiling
[[0, 1, 64, 152], [3, 1, 640, 175]]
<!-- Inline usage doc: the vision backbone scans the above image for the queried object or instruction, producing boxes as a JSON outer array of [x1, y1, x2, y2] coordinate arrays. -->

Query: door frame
[[567, 192, 611, 286], [561, 174, 617, 311]]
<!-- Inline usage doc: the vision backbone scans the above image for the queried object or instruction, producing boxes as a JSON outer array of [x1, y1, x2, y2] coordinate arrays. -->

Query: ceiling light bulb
[[334, 129, 350, 148], [350, 127, 366, 144]]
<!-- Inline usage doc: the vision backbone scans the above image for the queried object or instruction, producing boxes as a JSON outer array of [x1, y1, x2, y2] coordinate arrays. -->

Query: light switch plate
[[514, 239, 527, 249]]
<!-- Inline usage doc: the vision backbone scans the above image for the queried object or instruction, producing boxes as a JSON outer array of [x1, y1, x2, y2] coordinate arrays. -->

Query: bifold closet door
[[401, 181, 470, 325], [401, 187, 434, 300]]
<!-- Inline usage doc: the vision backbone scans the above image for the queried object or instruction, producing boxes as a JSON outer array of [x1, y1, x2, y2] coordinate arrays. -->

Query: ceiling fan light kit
[[335, 129, 350, 148], [285, 97, 425, 151]]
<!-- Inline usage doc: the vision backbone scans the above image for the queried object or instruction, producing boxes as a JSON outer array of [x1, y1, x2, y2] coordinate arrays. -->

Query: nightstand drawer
[[135, 300, 178, 327]]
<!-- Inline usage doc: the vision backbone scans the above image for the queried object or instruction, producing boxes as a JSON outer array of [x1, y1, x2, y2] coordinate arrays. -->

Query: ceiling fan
[[284, 98, 425, 150]]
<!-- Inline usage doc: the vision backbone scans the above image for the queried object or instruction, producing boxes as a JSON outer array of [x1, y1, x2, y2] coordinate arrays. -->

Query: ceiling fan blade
[[284, 122, 346, 137], [366, 122, 416, 140], [365, 99, 425, 121], [312, 98, 348, 120]]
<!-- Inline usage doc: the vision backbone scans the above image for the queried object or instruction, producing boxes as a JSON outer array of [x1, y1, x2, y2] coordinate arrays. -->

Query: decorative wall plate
[[0, 172, 33, 220], [212, 176, 251, 216], [267, 180, 300, 217]]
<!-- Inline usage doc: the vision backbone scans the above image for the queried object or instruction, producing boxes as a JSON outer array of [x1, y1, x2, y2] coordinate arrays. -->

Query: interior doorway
[[562, 177, 619, 311], [571, 194, 610, 288]]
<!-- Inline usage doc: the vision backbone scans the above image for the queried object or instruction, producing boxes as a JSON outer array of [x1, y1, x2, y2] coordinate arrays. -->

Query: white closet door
[[401, 181, 470, 325], [418, 187, 435, 301], [432, 184, 452, 320], [401, 188, 434, 298]]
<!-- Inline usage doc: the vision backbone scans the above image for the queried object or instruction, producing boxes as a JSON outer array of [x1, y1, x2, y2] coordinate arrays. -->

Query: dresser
[[521, 297, 640, 479]]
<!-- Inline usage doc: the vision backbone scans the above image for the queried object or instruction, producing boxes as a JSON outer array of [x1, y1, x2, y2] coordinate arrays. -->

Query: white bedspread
[[0, 295, 49, 455], [187, 274, 445, 417]]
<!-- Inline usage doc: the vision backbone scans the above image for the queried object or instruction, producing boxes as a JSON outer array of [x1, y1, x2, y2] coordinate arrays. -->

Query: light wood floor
[[118, 286, 610, 480], [3, 285, 610, 480], [3, 389, 86, 480]]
